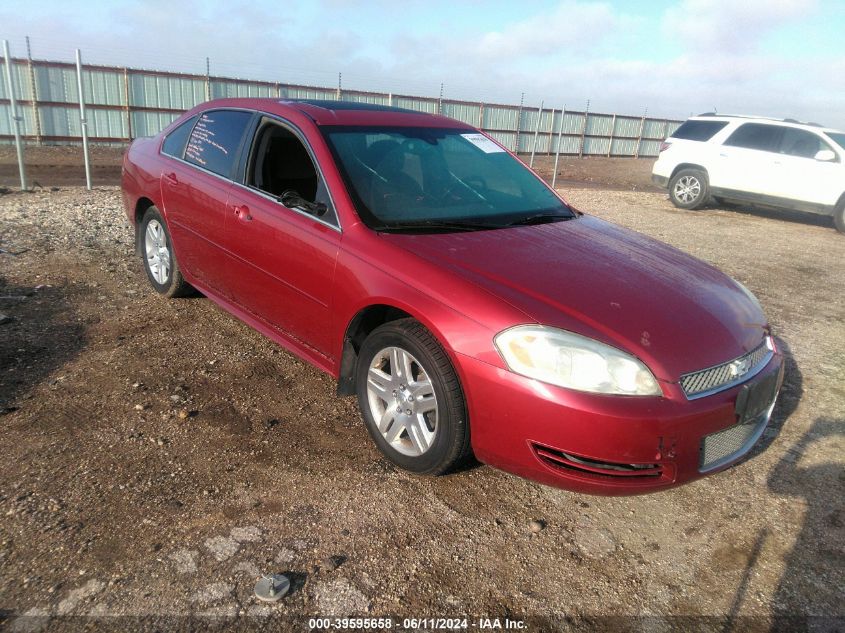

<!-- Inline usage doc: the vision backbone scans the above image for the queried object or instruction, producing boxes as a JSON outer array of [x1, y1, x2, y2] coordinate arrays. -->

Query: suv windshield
[[825, 132, 845, 151], [321, 126, 574, 232]]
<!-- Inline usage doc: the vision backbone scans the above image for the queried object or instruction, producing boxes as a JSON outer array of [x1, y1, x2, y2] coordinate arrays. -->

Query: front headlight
[[494, 325, 662, 396]]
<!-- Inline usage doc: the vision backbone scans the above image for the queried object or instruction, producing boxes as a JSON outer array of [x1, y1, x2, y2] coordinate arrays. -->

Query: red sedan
[[121, 98, 784, 495]]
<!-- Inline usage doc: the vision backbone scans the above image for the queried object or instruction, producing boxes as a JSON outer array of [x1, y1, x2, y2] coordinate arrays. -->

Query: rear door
[[711, 123, 783, 195], [225, 117, 341, 359], [160, 109, 254, 298]]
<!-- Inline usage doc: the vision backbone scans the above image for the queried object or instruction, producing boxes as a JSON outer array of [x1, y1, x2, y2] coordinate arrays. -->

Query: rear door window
[[670, 120, 728, 141], [723, 123, 783, 153], [185, 110, 254, 178], [161, 115, 198, 158]]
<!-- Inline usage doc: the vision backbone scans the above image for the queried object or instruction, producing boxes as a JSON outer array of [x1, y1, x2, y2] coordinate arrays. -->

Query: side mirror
[[815, 149, 836, 162]]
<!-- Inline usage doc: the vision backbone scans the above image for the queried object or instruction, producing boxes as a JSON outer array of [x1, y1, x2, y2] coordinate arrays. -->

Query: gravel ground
[[0, 184, 843, 632]]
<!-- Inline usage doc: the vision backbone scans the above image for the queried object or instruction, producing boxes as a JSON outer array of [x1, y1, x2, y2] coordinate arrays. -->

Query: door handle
[[232, 204, 252, 221], [163, 172, 178, 186]]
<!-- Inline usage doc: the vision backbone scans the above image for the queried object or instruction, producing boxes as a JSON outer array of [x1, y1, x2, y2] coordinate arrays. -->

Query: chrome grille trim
[[680, 338, 774, 400]]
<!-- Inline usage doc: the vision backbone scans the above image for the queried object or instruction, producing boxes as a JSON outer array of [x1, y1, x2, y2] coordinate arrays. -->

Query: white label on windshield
[[461, 133, 505, 153]]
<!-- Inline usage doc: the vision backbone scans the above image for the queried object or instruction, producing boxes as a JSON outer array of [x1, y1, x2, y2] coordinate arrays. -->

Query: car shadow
[[765, 416, 845, 631], [0, 277, 86, 411], [709, 201, 834, 230]]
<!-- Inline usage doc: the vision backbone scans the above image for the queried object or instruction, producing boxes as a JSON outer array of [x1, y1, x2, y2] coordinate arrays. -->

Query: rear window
[[723, 123, 782, 152], [185, 110, 253, 177], [670, 120, 728, 141]]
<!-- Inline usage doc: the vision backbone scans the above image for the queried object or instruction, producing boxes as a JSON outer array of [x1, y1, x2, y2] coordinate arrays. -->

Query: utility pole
[[75, 48, 92, 190]]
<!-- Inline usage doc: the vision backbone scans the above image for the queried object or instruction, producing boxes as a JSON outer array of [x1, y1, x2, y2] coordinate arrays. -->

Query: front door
[[225, 118, 341, 359]]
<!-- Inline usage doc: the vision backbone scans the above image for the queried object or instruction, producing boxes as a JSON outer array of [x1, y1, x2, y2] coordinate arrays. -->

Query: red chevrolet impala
[[121, 98, 784, 495]]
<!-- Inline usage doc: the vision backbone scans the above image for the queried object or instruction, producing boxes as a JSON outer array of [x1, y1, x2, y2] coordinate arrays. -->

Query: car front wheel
[[140, 207, 193, 297], [355, 318, 471, 475], [669, 168, 709, 210]]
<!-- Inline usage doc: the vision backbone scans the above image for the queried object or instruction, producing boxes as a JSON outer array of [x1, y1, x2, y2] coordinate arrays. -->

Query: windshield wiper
[[374, 219, 499, 233], [505, 212, 575, 227]]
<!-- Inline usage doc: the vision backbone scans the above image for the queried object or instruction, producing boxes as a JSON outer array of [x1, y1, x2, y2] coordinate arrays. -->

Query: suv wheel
[[834, 199, 845, 234], [669, 168, 709, 210]]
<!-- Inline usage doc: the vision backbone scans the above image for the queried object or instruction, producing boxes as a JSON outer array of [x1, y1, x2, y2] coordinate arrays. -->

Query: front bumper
[[458, 351, 784, 495]]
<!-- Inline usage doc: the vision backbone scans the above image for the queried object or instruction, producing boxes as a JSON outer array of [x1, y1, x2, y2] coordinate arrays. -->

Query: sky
[[2, 0, 844, 127]]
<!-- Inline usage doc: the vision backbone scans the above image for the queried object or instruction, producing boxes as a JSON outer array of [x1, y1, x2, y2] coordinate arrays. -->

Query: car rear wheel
[[140, 207, 193, 297], [834, 199, 845, 234], [355, 318, 470, 475], [669, 168, 709, 210]]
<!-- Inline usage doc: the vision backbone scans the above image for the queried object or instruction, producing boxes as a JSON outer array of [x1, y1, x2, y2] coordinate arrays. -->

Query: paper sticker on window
[[461, 133, 505, 153]]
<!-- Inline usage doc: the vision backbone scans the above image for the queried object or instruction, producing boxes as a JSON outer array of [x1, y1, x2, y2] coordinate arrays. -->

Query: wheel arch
[[670, 163, 709, 181], [337, 303, 415, 396], [133, 197, 157, 256]]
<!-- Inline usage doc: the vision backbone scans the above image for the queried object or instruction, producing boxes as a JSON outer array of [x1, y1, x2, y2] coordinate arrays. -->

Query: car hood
[[380, 215, 767, 382]]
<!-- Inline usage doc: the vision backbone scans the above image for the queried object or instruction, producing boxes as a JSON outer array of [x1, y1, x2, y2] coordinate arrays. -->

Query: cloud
[[662, 0, 817, 53]]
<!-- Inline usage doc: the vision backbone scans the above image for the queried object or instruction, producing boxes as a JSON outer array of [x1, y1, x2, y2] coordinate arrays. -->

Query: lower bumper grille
[[699, 404, 773, 472], [532, 443, 663, 480]]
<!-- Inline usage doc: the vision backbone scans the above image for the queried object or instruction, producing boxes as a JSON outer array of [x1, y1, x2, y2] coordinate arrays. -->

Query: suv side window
[[185, 110, 253, 178], [779, 128, 831, 159], [161, 115, 198, 159], [670, 120, 728, 142], [723, 123, 782, 152]]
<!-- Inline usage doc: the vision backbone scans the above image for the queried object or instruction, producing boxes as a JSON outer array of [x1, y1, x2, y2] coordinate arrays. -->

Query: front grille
[[699, 409, 771, 472], [680, 338, 773, 399]]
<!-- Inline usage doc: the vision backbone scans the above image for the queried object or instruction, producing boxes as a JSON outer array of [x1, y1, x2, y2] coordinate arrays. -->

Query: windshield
[[321, 126, 574, 231], [825, 132, 845, 151]]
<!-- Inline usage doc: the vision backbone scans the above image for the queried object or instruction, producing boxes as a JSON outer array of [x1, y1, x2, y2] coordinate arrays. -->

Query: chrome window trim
[[681, 339, 774, 400], [159, 107, 342, 234]]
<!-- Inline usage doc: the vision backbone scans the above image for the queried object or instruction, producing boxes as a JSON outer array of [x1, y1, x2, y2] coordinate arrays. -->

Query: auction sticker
[[461, 133, 505, 153]]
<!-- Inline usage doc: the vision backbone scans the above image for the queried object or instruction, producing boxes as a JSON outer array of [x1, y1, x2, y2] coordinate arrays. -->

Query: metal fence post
[[205, 57, 210, 101], [25, 36, 41, 146], [607, 114, 616, 157], [2, 40, 27, 190], [123, 67, 132, 142], [551, 106, 565, 189], [529, 100, 543, 168], [438, 83, 443, 114], [336, 72, 342, 101], [478, 102, 484, 128], [514, 92, 524, 153], [75, 49, 92, 190], [578, 100, 590, 158], [635, 107, 647, 159]]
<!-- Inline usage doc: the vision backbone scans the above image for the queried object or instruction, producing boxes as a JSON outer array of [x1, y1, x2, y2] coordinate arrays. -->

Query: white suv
[[652, 114, 845, 233]]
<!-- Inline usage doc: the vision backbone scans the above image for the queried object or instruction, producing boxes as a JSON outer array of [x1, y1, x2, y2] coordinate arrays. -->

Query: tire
[[355, 318, 471, 475], [834, 199, 845, 234], [669, 168, 709, 210], [139, 207, 193, 297]]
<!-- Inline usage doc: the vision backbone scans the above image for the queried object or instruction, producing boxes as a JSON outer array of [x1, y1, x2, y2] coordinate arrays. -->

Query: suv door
[[711, 123, 784, 195], [225, 117, 341, 360], [770, 127, 841, 208], [160, 109, 254, 298]]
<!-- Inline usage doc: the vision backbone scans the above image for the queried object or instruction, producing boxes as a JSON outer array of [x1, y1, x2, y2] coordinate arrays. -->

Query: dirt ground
[[0, 154, 843, 632], [0, 145, 658, 192]]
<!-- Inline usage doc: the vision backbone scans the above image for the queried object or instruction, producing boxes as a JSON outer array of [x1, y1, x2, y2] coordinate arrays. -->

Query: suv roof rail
[[694, 113, 825, 127]]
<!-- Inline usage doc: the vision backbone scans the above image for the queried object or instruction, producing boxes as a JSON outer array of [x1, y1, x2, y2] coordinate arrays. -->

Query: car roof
[[190, 97, 474, 129]]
